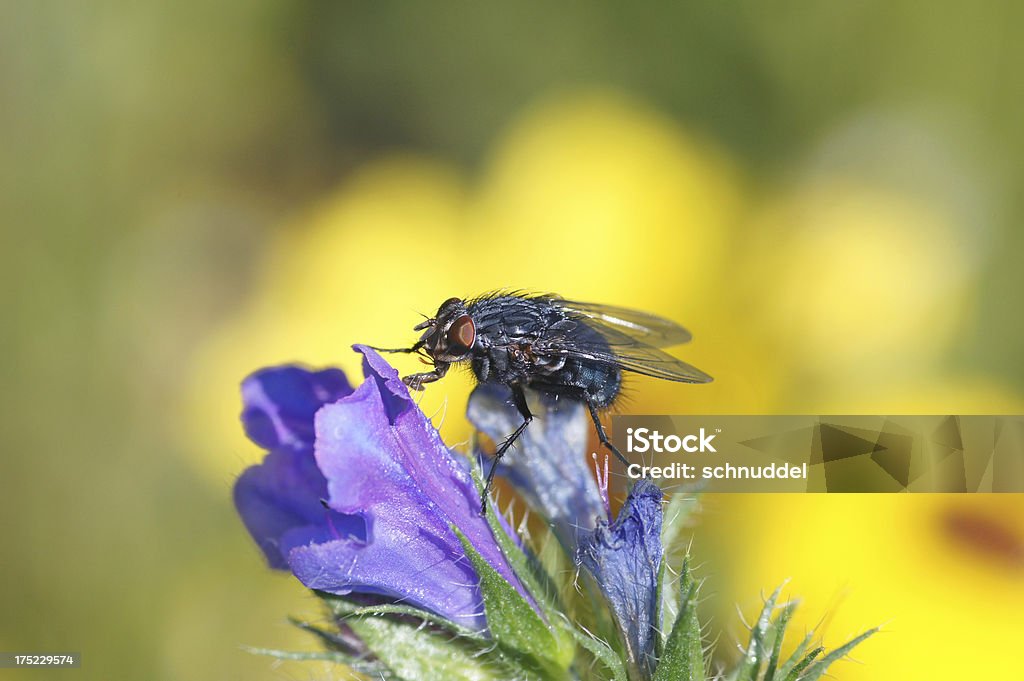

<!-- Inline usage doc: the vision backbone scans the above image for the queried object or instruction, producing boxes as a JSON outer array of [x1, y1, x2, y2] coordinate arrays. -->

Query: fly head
[[415, 297, 477, 364]]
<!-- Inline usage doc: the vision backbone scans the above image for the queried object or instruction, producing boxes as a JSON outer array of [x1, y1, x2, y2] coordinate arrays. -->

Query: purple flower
[[234, 346, 530, 633], [467, 383, 605, 552], [575, 479, 664, 678], [235, 365, 359, 569]]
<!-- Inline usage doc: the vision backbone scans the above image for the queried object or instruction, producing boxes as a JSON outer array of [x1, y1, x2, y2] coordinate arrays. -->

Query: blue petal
[[576, 479, 664, 676], [234, 365, 360, 568], [467, 383, 605, 552], [241, 366, 351, 449], [237, 346, 533, 632], [294, 346, 536, 630]]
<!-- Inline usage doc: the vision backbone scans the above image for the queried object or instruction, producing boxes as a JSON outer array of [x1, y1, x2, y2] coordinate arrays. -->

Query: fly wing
[[618, 351, 712, 383], [537, 301, 713, 384], [552, 299, 693, 347]]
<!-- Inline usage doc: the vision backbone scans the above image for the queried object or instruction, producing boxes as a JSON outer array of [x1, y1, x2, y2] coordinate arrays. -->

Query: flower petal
[[234, 365, 360, 568], [576, 479, 664, 677], [241, 366, 351, 449], [467, 383, 605, 552], [281, 345, 530, 631]]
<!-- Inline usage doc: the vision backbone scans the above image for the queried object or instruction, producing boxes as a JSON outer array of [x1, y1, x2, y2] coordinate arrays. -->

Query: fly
[[372, 292, 712, 510]]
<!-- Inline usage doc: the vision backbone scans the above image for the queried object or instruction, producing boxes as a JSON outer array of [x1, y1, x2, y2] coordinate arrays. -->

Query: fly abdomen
[[528, 356, 622, 408]]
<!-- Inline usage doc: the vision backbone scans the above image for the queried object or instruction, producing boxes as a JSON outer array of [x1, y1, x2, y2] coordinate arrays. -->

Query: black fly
[[372, 292, 712, 510]]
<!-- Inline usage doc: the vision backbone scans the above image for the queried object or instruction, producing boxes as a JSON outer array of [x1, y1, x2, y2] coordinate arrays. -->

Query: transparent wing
[[553, 299, 692, 347], [538, 299, 713, 384]]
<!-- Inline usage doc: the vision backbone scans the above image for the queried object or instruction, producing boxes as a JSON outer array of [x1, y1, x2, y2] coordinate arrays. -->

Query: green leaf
[[653, 559, 705, 681], [782, 647, 823, 681], [455, 527, 572, 678], [797, 628, 877, 681]]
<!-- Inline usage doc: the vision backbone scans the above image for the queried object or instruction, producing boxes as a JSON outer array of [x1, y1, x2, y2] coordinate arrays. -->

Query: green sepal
[[322, 594, 520, 680], [659, 491, 700, 649], [657, 557, 679, 652], [242, 645, 351, 665], [774, 629, 814, 680], [476, 467, 566, 618], [317, 594, 485, 640], [797, 628, 877, 681], [764, 601, 798, 681], [474, 467, 576, 663], [660, 492, 700, 554], [727, 582, 785, 681], [289, 618, 398, 677], [348, 611, 519, 681], [567, 620, 628, 681], [653, 558, 705, 681], [782, 647, 824, 681], [315, 595, 522, 680], [653, 557, 667, 661], [455, 527, 573, 679]]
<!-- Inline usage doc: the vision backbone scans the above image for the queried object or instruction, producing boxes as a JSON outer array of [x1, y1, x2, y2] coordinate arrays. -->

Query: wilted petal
[[576, 479, 664, 677], [467, 383, 605, 551]]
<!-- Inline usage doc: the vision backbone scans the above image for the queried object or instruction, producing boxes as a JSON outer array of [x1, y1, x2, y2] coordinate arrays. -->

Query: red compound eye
[[447, 314, 476, 351]]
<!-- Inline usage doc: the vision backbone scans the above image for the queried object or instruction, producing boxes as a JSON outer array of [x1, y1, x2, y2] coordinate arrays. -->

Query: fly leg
[[368, 340, 425, 354], [587, 401, 629, 466], [402, 362, 448, 391], [369, 341, 439, 390], [481, 384, 532, 514]]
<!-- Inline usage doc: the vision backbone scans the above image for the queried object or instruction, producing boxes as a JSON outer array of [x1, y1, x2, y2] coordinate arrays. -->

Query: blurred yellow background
[[2, 3, 1022, 680]]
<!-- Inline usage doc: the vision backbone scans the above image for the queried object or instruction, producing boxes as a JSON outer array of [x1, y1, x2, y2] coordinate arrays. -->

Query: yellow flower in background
[[697, 493, 1024, 680], [185, 90, 743, 485], [713, 180, 1021, 681], [814, 375, 1024, 414], [473, 92, 739, 305], [737, 179, 974, 398]]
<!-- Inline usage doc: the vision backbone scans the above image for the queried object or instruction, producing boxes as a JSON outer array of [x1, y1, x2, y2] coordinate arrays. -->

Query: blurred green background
[[2, 3, 1023, 680]]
